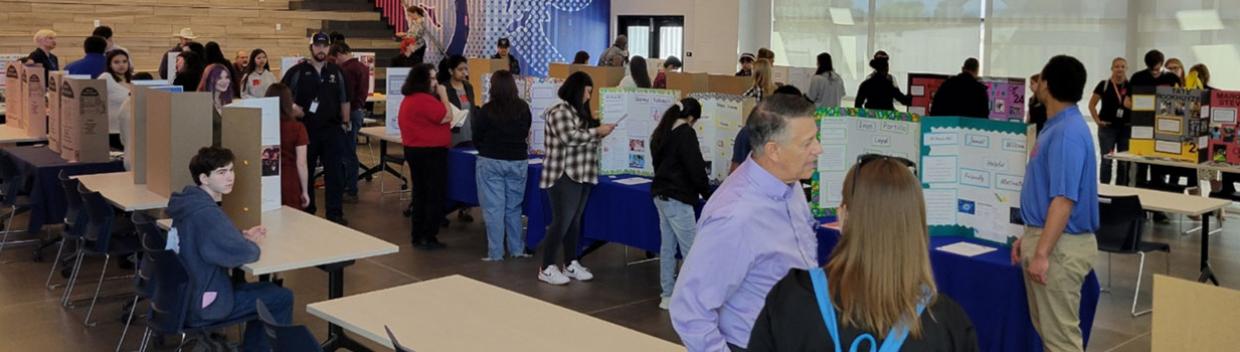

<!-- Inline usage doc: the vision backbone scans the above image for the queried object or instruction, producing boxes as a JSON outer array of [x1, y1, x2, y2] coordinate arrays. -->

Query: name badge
[[309, 100, 319, 114], [1116, 109, 1124, 119]]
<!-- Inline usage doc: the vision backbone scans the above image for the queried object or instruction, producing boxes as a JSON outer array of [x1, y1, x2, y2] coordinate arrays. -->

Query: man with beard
[[281, 32, 351, 225]]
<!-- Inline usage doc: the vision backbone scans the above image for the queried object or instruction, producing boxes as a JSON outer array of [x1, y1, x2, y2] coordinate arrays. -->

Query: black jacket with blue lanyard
[[747, 268, 980, 351]]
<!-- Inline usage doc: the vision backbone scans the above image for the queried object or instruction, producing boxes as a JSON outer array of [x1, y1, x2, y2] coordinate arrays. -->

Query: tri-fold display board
[[1207, 90, 1240, 164], [666, 72, 754, 98], [4, 61, 21, 126], [478, 73, 563, 155], [221, 98, 281, 229], [145, 89, 213, 198], [810, 108, 1032, 245], [1130, 86, 1210, 162], [128, 82, 176, 183], [688, 93, 753, 182], [59, 76, 108, 163], [598, 87, 680, 176]]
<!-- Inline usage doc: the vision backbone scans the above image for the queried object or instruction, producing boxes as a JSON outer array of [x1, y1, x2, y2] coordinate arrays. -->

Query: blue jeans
[[654, 197, 696, 298], [204, 282, 293, 352], [476, 156, 528, 259], [343, 109, 364, 195]]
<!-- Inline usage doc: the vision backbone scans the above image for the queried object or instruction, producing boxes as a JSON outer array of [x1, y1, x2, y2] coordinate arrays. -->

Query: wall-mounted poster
[[598, 87, 680, 176], [811, 108, 921, 217], [920, 117, 1033, 245], [384, 67, 411, 135], [980, 77, 1026, 122], [907, 73, 949, 116]]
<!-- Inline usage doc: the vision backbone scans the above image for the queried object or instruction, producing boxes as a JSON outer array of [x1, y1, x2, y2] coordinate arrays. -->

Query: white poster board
[[920, 117, 1031, 244], [166, 52, 180, 84], [280, 56, 305, 80], [527, 77, 561, 155], [598, 88, 680, 176], [384, 67, 411, 135], [355, 52, 377, 95], [227, 97, 282, 212], [688, 93, 746, 182], [813, 109, 920, 215]]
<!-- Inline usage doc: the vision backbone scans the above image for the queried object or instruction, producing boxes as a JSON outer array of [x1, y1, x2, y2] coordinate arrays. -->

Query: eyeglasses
[[848, 153, 917, 199]]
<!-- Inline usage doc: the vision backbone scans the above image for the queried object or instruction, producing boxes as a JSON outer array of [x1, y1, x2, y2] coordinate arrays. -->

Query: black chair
[[64, 188, 139, 326], [257, 299, 322, 352], [137, 250, 252, 352], [1097, 194, 1171, 317], [46, 171, 87, 291], [116, 211, 166, 352], [0, 152, 33, 260], [385, 325, 414, 352]]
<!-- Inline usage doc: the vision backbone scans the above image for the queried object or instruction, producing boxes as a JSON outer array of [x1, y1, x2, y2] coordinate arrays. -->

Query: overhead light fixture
[[1176, 10, 1224, 31], [830, 8, 855, 26]]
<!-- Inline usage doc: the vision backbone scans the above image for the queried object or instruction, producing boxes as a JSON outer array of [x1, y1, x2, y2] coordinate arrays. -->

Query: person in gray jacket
[[167, 146, 293, 351], [598, 35, 630, 67], [807, 52, 846, 108]]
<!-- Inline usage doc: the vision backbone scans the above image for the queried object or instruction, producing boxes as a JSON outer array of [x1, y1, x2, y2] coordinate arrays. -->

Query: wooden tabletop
[[74, 171, 169, 211], [158, 206, 398, 275], [306, 275, 683, 352], [1099, 184, 1231, 216], [359, 126, 401, 144], [1107, 152, 1240, 174], [0, 125, 48, 144]]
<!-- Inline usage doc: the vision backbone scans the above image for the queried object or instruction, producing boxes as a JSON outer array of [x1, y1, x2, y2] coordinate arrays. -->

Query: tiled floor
[[0, 146, 1237, 351]]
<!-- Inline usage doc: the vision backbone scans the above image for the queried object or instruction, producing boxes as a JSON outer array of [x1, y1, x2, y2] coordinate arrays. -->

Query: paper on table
[[614, 177, 652, 185], [923, 188, 957, 225], [922, 156, 959, 183], [463, 149, 480, 155], [936, 241, 998, 257]]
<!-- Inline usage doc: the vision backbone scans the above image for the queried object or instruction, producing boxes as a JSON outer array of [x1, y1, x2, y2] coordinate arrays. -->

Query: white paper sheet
[[1131, 126, 1154, 139], [936, 241, 998, 257], [1156, 118, 1182, 134], [1212, 107, 1237, 124], [613, 177, 652, 185], [923, 188, 958, 226], [1155, 140, 1181, 154], [910, 85, 926, 96], [922, 156, 959, 183], [818, 144, 848, 171], [1132, 95, 1155, 111]]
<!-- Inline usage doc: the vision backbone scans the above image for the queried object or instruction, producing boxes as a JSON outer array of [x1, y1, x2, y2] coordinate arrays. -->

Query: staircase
[[294, 0, 402, 69]]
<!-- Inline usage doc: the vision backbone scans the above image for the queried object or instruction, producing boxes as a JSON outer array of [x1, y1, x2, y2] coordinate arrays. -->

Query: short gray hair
[[747, 94, 817, 157]]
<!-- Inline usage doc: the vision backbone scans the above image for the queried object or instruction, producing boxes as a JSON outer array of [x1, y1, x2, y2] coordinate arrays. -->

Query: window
[[772, 0, 870, 97], [618, 16, 686, 63]]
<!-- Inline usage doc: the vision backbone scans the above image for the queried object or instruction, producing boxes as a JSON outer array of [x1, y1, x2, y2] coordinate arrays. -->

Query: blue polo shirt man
[[65, 36, 108, 79], [1013, 55, 1099, 352]]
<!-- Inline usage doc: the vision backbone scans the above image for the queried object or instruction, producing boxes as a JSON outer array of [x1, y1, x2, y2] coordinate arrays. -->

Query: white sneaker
[[565, 260, 594, 281], [538, 265, 570, 285], [658, 297, 671, 310]]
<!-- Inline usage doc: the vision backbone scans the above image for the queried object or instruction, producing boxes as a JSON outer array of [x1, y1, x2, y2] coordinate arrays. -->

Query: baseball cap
[[739, 53, 755, 63], [497, 38, 511, 48], [311, 32, 331, 45]]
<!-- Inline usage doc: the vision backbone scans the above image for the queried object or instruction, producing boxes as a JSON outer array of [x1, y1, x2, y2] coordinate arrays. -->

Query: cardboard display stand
[[666, 72, 709, 98], [384, 67, 411, 135], [4, 61, 20, 124], [468, 58, 508, 103], [548, 63, 571, 81], [46, 71, 63, 152], [220, 97, 280, 230], [573, 65, 625, 114], [907, 73, 950, 116], [22, 64, 47, 137], [128, 82, 177, 184], [1151, 275, 1240, 351], [59, 77, 109, 163], [1129, 86, 1209, 162], [706, 75, 753, 96], [146, 90, 213, 198], [1206, 89, 1240, 164]]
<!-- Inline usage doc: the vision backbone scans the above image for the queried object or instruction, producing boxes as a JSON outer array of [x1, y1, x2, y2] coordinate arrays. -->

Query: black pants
[[542, 175, 593, 267], [306, 127, 347, 219], [405, 146, 448, 244], [1098, 125, 1130, 185]]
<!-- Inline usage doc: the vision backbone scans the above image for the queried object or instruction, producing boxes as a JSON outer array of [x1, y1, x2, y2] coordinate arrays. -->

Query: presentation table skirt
[[816, 228, 1101, 352], [0, 146, 124, 234]]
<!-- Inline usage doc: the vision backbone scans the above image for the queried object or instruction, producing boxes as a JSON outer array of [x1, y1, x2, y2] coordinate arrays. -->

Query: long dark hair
[[816, 52, 835, 76], [105, 50, 132, 83], [175, 51, 204, 92], [401, 63, 437, 97], [487, 70, 523, 114], [264, 83, 301, 122], [437, 55, 467, 84], [629, 56, 651, 88], [204, 42, 230, 67], [244, 48, 269, 76], [557, 71, 595, 127], [650, 98, 702, 153]]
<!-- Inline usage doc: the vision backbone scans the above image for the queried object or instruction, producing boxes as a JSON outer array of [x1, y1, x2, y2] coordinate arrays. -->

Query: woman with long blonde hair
[[749, 156, 978, 351], [744, 59, 778, 102]]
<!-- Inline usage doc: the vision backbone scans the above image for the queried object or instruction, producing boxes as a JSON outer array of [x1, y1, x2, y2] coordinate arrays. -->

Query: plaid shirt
[[540, 100, 601, 189]]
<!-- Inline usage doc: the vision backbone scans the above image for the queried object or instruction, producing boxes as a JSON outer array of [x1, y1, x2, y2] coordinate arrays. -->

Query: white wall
[[611, 0, 744, 75]]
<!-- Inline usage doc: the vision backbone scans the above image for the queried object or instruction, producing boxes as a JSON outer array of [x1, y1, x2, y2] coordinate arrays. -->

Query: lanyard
[[1111, 80, 1126, 102]]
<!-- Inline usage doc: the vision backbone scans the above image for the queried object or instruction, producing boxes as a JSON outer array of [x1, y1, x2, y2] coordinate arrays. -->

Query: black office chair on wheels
[[1097, 195, 1171, 317]]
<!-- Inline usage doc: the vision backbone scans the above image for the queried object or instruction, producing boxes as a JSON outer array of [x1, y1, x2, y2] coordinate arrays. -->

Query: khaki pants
[[1021, 227, 1098, 352]]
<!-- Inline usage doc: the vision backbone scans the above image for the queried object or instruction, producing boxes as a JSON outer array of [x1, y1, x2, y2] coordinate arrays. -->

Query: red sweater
[[398, 92, 451, 147]]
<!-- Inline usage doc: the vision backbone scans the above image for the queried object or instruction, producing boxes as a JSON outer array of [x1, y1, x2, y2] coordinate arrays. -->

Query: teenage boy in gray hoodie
[[167, 146, 292, 351]]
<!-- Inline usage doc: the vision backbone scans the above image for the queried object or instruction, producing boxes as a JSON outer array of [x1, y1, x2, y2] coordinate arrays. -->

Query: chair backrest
[[79, 188, 117, 252], [59, 171, 86, 238], [145, 250, 192, 336], [385, 325, 415, 352], [1097, 195, 1145, 252], [257, 300, 323, 352], [0, 154, 20, 205], [132, 212, 165, 298]]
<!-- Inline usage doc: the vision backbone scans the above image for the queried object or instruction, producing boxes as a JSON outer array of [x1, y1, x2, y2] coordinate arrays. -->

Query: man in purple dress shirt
[[670, 94, 822, 352]]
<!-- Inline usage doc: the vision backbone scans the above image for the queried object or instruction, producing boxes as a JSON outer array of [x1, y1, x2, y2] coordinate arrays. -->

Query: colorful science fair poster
[[598, 88, 679, 176], [811, 108, 920, 217], [980, 77, 1027, 122], [920, 116, 1032, 245]]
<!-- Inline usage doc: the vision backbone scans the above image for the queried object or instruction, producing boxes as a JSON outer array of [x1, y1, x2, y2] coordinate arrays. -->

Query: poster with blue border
[[920, 116, 1032, 246]]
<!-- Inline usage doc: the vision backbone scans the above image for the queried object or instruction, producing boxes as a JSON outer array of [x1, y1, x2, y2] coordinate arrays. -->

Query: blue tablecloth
[[816, 228, 1100, 352], [0, 146, 124, 234]]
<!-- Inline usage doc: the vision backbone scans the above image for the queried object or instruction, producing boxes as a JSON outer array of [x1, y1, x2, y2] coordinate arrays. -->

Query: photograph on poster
[[262, 145, 280, 177]]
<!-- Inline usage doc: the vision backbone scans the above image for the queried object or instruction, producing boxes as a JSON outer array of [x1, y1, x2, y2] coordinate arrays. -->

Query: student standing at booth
[[282, 32, 351, 225], [472, 71, 532, 261], [1011, 55, 1099, 352], [398, 63, 454, 250], [650, 97, 712, 310]]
